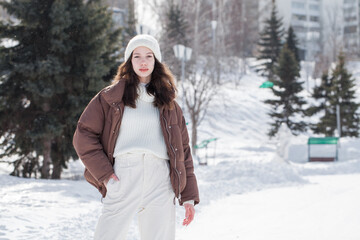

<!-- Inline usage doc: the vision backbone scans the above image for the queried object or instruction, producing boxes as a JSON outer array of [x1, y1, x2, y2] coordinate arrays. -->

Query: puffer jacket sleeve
[[177, 105, 200, 206], [73, 93, 114, 183]]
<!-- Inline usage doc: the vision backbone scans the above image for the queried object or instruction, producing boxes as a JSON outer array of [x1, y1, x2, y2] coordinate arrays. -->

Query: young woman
[[73, 34, 200, 240]]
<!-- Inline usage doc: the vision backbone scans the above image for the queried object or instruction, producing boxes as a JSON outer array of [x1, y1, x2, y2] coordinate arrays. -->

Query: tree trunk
[[51, 157, 62, 179], [193, 0, 200, 64], [41, 138, 51, 179], [191, 115, 197, 156]]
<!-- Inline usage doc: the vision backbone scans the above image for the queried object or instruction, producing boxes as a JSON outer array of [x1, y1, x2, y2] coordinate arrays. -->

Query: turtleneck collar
[[138, 82, 155, 102]]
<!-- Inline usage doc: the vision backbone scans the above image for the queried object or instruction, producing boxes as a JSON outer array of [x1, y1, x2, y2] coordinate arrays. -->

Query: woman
[[73, 34, 200, 240]]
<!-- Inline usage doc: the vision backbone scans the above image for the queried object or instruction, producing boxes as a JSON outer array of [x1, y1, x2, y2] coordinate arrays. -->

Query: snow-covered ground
[[1, 62, 360, 239], [177, 174, 360, 240], [2, 160, 360, 240]]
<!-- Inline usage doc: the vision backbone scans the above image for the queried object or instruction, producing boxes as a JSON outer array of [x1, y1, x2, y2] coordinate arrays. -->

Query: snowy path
[[1, 172, 360, 239], [177, 174, 360, 240]]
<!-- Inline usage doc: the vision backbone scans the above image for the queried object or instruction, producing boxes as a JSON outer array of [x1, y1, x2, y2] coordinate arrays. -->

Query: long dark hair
[[112, 54, 177, 110]]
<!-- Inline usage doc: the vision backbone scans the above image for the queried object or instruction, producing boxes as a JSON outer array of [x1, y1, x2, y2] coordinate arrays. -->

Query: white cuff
[[183, 200, 194, 206]]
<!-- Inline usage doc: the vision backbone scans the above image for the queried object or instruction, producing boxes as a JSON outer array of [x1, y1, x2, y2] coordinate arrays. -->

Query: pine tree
[[160, 1, 189, 78], [286, 26, 300, 64], [307, 73, 335, 135], [165, 2, 188, 46], [123, 0, 137, 45], [265, 44, 307, 136], [331, 53, 360, 137], [331, 54, 360, 137], [0, 0, 121, 178], [308, 54, 360, 137], [257, 2, 284, 80]]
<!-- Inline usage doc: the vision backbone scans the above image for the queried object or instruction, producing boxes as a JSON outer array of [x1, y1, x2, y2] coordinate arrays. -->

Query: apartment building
[[267, 0, 323, 61], [259, 0, 355, 61], [343, 0, 360, 57]]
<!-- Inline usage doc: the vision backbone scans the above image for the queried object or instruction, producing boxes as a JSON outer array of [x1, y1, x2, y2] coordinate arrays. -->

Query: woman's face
[[131, 46, 155, 84]]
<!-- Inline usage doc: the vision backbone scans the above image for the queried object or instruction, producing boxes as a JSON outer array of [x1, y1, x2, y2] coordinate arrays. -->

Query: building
[[223, 0, 260, 57], [105, 0, 130, 29], [259, 0, 351, 61], [343, 0, 360, 57], [260, 0, 323, 61], [110, 7, 127, 29]]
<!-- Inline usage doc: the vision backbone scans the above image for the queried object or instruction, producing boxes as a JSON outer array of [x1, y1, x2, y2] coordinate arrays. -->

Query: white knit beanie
[[124, 34, 162, 62]]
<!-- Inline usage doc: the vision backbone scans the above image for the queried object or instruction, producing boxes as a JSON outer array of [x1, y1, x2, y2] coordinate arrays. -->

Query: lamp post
[[336, 104, 341, 138], [173, 44, 192, 110], [211, 20, 217, 54], [211, 20, 217, 83]]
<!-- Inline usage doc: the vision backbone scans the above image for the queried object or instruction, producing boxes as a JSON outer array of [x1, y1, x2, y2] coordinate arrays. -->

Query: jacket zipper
[[162, 115, 182, 202]]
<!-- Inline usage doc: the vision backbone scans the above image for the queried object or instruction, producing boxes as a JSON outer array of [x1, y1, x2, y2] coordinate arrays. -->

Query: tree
[[184, 59, 219, 156], [265, 44, 307, 137], [165, 2, 188, 46], [330, 54, 360, 137], [323, 3, 343, 62], [123, 0, 136, 45], [286, 26, 300, 64], [308, 54, 360, 137], [223, 0, 259, 58], [0, 0, 121, 179], [154, 0, 224, 158], [160, 1, 189, 78], [257, 2, 284, 80], [307, 73, 335, 135]]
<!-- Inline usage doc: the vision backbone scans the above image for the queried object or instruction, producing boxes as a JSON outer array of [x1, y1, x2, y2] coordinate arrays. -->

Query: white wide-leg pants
[[94, 153, 175, 240]]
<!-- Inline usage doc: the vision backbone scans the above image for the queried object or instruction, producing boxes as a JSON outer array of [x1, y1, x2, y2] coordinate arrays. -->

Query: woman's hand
[[104, 173, 119, 186], [183, 203, 195, 226]]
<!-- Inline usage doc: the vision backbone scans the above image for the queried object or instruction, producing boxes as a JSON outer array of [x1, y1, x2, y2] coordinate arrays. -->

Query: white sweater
[[113, 83, 169, 159]]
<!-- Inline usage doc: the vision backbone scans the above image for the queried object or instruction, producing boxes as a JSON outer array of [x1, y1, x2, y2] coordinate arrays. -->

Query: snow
[[1, 60, 360, 239], [0, 175, 101, 239], [0, 39, 19, 48], [177, 174, 360, 240]]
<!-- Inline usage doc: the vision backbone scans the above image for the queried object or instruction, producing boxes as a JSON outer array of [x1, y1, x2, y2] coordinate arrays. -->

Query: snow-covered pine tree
[[331, 54, 360, 137], [265, 44, 307, 137], [0, 0, 121, 178], [286, 26, 300, 64], [307, 73, 336, 136], [309, 54, 360, 137], [257, 1, 284, 80]]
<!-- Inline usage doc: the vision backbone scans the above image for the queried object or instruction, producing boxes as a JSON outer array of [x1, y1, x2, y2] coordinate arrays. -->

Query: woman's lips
[[139, 69, 148, 72]]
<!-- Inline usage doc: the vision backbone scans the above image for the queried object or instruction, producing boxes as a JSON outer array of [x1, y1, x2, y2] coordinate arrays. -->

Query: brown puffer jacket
[[73, 80, 200, 205]]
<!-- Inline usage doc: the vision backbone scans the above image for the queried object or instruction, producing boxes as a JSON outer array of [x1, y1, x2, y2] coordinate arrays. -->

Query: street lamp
[[211, 20, 218, 83], [173, 44, 192, 110], [211, 20, 217, 54]]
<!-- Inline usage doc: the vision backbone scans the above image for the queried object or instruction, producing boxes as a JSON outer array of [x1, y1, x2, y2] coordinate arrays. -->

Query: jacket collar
[[101, 80, 126, 105]]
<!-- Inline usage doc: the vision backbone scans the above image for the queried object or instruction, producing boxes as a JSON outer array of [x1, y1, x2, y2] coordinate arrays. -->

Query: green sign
[[308, 137, 339, 145], [259, 81, 274, 88]]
